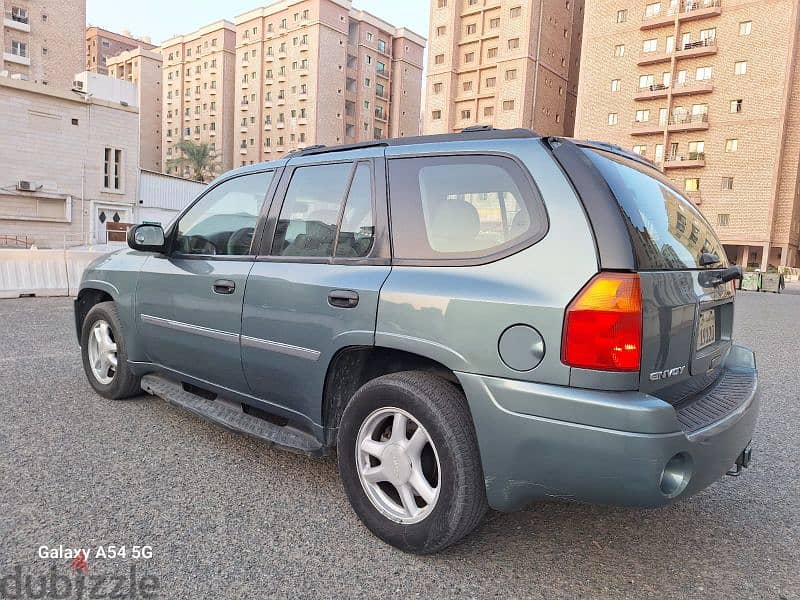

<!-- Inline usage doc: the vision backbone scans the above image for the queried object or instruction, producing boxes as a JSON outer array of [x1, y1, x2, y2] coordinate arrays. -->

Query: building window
[[490, 17, 500, 28], [435, 54, 445, 65], [734, 61, 748, 75], [739, 21, 752, 36], [608, 112, 618, 125], [432, 110, 442, 120], [433, 82, 443, 94], [366, 32, 373, 42], [610, 79, 621, 92], [730, 99, 743, 113], [466, 23, 477, 35], [644, 2, 661, 17], [487, 47, 498, 59], [486, 76, 496, 87], [463, 80, 473, 91], [464, 52, 475, 62], [103, 148, 123, 191], [718, 214, 730, 227], [721, 177, 734, 190], [725, 139, 738, 152], [616, 9, 627, 23], [696, 66, 712, 81], [614, 44, 625, 57], [508, 38, 520, 50], [436, 26, 446, 36], [511, 7, 522, 18], [684, 178, 700, 192], [484, 106, 494, 117], [505, 69, 517, 81], [655, 144, 664, 163], [635, 109, 650, 122], [378, 39, 387, 53], [438, 0, 447, 6], [11, 40, 27, 57], [461, 109, 471, 120], [503, 100, 515, 111], [642, 39, 657, 53], [632, 145, 647, 156]]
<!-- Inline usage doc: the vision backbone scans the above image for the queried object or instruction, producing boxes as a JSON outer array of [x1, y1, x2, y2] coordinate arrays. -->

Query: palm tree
[[166, 139, 220, 182]]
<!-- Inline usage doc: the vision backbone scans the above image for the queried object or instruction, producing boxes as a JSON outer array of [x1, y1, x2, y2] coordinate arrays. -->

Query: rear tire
[[80, 301, 142, 400], [337, 371, 487, 554]]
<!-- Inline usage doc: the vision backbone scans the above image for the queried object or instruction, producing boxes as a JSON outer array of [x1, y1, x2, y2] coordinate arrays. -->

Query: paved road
[[1, 292, 798, 599]]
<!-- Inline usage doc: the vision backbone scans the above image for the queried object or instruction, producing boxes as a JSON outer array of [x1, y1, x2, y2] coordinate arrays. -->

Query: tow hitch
[[726, 444, 753, 477]]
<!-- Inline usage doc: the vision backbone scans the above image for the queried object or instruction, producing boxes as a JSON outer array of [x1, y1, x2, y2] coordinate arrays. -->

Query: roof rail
[[283, 128, 539, 160], [558, 138, 660, 171]]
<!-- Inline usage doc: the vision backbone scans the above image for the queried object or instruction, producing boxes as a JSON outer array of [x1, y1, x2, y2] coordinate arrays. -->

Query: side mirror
[[128, 224, 166, 253]]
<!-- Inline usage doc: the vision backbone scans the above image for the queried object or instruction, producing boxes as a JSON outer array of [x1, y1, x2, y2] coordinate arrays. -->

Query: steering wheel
[[179, 235, 217, 255], [227, 227, 255, 256]]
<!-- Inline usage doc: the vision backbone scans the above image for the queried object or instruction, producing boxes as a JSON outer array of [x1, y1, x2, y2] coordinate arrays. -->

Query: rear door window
[[388, 155, 546, 262], [582, 148, 727, 270]]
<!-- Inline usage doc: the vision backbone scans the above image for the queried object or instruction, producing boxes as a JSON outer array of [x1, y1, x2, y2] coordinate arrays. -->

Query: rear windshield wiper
[[699, 265, 743, 288], [699, 252, 721, 267]]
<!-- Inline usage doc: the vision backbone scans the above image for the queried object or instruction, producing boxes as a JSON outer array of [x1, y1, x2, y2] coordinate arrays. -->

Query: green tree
[[166, 139, 220, 182]]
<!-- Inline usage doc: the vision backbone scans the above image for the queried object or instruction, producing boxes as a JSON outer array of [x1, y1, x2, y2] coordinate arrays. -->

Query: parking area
[[1, 291, 798, 599]]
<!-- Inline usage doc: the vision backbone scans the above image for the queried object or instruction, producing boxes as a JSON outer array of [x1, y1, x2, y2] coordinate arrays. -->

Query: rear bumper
[[456, 345, 759, 512]]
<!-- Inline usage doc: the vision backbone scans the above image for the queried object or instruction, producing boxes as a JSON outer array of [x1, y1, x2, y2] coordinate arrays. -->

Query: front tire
[[80, 301, 141, 400], [337, 371, 487, 554]]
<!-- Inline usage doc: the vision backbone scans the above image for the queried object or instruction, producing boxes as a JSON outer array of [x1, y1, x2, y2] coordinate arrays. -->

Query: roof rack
[[564, 138, 660, 171], [284, 127, 538, 159]]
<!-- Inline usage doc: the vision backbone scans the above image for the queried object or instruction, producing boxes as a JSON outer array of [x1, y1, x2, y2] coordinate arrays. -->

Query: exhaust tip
[[660, 452, 693, 497]]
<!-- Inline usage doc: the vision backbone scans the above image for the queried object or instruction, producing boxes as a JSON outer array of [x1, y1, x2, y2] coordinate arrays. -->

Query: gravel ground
[[1, 292, 798, 599]]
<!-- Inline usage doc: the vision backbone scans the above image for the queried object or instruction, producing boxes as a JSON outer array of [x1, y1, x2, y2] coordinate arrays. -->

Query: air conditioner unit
[[73, 79, 84, 90], [16, 180, 35, 192], [10, 73, 29, 81]]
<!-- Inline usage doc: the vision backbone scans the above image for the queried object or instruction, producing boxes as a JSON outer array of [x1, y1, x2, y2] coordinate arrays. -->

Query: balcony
[[298, 117, 308, 126], [240, 126, 248, 133], [264, 124, 272, 131], [668, 112, 709, 132], [641, 0, 721, 30], [265, 77, 274, 85], [4, 11, 31, 32], [376, 68, 389, 80], [276, 121, 285, 129], [299, 42, 309, 53], [298, 92, 308, 101], [630, 120, 666, 136], [664, 152, 706, 169], [3, 51, 30, 66], [637, 50, 672, 66], [676, 37, 717, 59], [240, 101, 249, 111], [672, 79, 714, 97], [277, 74, 287, 83], [633, 83, 670, 100], [277, 97, 286, 106], [265, 54, 274, 63], [265, 100, 273, 108], [298, 67, 310, 77], [684, 190, 703, 205]]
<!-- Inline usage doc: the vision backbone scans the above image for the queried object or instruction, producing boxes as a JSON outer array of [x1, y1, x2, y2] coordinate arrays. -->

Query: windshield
[[582, 148, 728, 270]]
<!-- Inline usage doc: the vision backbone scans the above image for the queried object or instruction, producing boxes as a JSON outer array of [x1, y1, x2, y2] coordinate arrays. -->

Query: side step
[[141, 375, 325, 457]]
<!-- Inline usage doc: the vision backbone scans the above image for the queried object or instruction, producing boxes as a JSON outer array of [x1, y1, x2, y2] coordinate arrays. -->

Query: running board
[[141, 374, 324, 456]]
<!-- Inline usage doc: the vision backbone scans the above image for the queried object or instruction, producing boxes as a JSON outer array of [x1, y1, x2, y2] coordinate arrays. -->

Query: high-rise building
[[160, 21, 237, 176], [576, 0, 800, 269], [423, 0, 584, 136], [234, 0, 425, 165], [86, 27, 156, 76], [107, 48, 164, 172], [1, 0, 85, 89]]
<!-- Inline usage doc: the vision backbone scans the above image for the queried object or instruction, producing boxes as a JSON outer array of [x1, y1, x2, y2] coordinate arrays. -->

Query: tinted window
[[582, 148, 727, 270], [176, 171, 272, 256], [271, 162, 352, 257], [336, 163, 375, 258], [388, 155, 546, 261]]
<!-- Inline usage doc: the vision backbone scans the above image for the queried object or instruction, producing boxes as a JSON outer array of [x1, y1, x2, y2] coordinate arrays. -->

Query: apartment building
[[235, 0, 425, 164], [424, 0, 584, 136], [86, 27, 156, 76], [161, 21, 237, 176], [0, 75, 139, 247], [107, 48, 164, 172], [576, 0, 800, 269], [1, 0, 84, 89]]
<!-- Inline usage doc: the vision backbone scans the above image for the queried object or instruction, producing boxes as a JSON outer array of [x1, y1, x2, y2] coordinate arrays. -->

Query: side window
[[336, 163, 374, 258], [271, 162, 353, 257], [175, 171, 273, 256], [388, 156, 546, 261]]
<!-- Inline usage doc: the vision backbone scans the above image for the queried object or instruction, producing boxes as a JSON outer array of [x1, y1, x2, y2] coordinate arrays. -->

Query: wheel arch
[[321, 345, 463, 446], [74, 286, 116, 344]]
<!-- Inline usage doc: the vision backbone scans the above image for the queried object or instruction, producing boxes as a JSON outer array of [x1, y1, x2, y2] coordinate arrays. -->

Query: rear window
[[388, 155, 546, 262], [582, 148, 728, 270]]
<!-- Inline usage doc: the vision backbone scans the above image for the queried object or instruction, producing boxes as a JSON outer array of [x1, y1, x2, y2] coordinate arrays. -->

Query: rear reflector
[[561, 272, 642, 372]]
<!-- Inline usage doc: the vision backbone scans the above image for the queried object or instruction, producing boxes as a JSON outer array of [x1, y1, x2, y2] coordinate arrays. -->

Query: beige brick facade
[[160, 21, 238, 176], [576, 0, 800, 268], [1, 0, 84, 90], [0, 77, 139, 247], [423, 0, 584, 136], [234, 0, 425, 165], [107, 48, 164, 173], [86, 27, 156, 76]]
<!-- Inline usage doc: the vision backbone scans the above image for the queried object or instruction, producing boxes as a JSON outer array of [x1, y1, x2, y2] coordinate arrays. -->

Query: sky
[[86, 0, 431, 45]]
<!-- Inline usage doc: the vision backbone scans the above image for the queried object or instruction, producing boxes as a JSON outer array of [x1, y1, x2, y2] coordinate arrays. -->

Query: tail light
[[561, 272, 642, 372]]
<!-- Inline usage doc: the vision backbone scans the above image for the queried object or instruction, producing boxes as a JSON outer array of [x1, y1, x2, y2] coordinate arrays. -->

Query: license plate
[[696, 309, 716, 351]]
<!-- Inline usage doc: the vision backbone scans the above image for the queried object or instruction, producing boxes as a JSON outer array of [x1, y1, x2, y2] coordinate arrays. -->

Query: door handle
[[213, 279, 236, 295], [328, 289, 359, 309]]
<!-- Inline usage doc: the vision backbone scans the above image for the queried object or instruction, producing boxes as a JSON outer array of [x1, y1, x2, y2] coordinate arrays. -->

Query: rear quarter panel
[[376, 138, 599, 384]]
